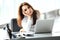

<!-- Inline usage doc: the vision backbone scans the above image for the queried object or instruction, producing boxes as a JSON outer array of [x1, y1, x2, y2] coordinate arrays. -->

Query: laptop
[[34, 19, 54, 34]]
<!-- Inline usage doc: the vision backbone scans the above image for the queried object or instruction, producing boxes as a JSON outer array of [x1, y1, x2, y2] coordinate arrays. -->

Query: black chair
[[11, 18, 21, 32], [6, 23, 18, 39], [6, 24, 12, 39]]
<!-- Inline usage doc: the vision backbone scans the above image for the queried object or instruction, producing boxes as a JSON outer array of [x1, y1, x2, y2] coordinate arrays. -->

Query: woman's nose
[[27, 9, 30, 13]]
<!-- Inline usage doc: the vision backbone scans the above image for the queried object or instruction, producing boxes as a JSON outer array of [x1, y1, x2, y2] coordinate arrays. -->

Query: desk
[[11, 33, 60, 40], [0, 29, 60, 40], [25, 33, 52, 39]]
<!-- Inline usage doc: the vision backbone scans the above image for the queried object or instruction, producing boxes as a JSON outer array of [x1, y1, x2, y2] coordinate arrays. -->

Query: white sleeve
[[27, 19, 33, 27], [25, 19, 33, 31], [22, 17, 33, 32]]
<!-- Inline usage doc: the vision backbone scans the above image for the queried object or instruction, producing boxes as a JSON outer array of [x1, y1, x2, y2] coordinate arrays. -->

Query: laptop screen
[[34, 19, 54, 33]]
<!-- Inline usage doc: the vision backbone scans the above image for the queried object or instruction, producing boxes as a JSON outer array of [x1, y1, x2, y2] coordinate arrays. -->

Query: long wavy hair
[[17, 2, 37, 27]]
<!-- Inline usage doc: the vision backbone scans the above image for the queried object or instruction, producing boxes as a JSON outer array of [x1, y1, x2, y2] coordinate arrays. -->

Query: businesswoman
[[17, 2, 39, 32]]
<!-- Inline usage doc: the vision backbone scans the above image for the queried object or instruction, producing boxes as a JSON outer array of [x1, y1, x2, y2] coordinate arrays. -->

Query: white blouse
[[22, 16, 33, 32]]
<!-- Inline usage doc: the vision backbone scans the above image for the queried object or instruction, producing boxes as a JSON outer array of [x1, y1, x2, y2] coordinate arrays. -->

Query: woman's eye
[[24, 9, 27, 11], [28, 6, 30, 9]]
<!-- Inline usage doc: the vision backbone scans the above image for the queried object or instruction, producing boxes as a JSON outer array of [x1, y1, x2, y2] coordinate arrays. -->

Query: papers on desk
[[12, 31, 34, 38], [20, 31, 34, 37]]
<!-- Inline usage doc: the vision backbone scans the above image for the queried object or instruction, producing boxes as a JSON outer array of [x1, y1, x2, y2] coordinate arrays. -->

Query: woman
[[17, 2, 38, 32]]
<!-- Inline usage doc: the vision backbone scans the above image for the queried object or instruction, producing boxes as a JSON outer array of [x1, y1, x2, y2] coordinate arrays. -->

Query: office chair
[[11, 18, 21, 32]]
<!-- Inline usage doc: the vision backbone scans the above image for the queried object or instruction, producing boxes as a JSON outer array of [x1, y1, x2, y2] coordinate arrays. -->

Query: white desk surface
[[25, 33, 52, 39], [0, 29, 60, 40], [12, 32, 60, 39], [11, 33, 60, 40]]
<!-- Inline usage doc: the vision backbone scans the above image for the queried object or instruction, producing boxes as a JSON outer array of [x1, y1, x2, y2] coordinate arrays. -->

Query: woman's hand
[[20, 28, 26, 32]]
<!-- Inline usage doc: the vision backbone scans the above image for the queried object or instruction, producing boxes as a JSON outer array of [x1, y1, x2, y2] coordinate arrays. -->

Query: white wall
[[0, 0, 60, 25]]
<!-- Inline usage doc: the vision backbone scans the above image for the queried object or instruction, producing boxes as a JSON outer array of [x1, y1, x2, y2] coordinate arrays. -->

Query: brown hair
[[17, 2, 37, 27]]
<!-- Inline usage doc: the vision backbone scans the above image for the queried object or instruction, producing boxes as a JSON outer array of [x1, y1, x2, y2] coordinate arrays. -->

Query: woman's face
[[22, 5, 33, 16]]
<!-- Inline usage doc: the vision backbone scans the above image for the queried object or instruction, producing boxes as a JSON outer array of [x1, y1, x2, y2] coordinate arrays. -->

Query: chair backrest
[[11, 18, 20, 32]]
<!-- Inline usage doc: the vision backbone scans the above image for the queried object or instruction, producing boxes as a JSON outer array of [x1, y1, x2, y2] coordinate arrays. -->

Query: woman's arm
[[20, 17, 33, 32]]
